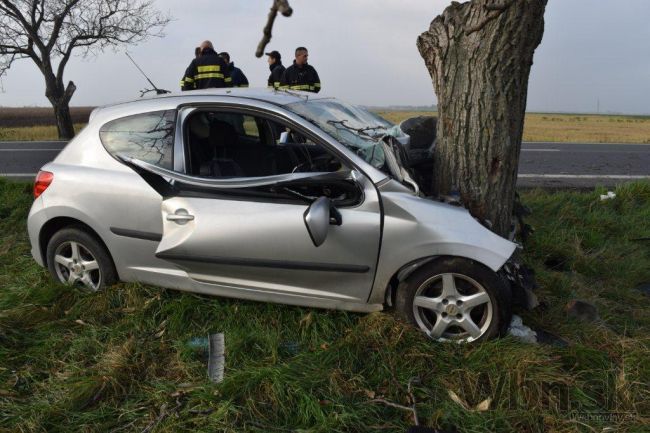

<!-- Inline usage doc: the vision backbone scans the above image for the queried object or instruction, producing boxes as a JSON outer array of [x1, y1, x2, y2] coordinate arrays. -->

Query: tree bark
[[45, 73, 76, 140], [417, 0, 547, 237], [53, 99, 75, 140]]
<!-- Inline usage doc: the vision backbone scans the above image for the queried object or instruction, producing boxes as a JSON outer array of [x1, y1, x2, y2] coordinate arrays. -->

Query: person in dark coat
[[265, 50, 285, 90], [219, 52, 249, 88], [280, 47, 321, 93], [180, 40, 232, 91]]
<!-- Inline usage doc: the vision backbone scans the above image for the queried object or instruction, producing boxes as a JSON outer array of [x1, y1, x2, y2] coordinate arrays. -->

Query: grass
[[376, 112, 650, 144], [0, 124, 86, 141], [1, 179, 649, 432]]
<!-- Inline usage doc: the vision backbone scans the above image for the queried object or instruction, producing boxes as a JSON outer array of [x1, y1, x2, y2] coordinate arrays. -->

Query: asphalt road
[[517, 141, 650, 188], [1, 140, 650, 188]]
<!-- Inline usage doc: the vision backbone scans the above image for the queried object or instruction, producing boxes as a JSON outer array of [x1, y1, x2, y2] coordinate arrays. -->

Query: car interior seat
[[199, 120, 245, 177]]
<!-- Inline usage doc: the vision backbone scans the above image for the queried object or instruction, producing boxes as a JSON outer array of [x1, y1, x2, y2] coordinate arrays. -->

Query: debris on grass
[[599, 191, 617, 201], [207, 333, 225, 383], [279, 340, 300, 356], [447, 389, 492, 412], [507, 314, 537, 343], [533, 328, 569, 347], [368, 377, 421, 426]]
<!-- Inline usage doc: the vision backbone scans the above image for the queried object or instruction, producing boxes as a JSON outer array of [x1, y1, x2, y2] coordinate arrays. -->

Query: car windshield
[[285, 98, 400, 169]]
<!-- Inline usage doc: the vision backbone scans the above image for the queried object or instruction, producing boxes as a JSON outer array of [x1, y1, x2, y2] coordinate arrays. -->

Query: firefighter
[[265, 50, 285, 90], [280, 47, 321, 93], [219, 52, 249, 88], [180, 40, 232, 91]]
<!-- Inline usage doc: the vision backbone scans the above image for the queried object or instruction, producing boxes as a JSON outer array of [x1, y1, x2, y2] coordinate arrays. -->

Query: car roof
[[89, 88, 333, 125], [100, 88, 329, 111]]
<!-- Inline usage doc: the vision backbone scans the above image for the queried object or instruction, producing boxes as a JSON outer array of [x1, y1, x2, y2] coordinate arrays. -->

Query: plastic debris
[[507, 315, 537, 343], [599, 191, 616, 201], [208, 333, 225, 383], [534, 328, 569, 348], [279, 341, 300, 356]]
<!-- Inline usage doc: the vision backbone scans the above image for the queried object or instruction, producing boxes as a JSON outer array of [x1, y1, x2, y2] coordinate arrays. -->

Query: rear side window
[[99, 110, 176, 169]]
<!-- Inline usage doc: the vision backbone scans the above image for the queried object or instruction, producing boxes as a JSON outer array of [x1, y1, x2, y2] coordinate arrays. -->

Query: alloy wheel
[[52, 241, 102, 291], [412, 272, 493, 343]]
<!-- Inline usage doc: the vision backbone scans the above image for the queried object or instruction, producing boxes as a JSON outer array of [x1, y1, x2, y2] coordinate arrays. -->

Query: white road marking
[[0, 173, 36, 178], [524, 141, 647, 146], [521, 148, 560, 152], [518, 174, 650, 179]]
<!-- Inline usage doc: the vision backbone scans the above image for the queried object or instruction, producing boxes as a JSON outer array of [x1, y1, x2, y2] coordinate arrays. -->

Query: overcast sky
[[1, 0, 649, 114]]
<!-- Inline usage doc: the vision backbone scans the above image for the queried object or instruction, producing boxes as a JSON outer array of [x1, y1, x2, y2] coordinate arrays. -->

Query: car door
[[159, 174, 380, 304], [123, 111, 382, 305]]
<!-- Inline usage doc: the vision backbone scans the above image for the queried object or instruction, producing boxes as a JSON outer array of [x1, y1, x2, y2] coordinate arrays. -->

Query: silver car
[[27, 89, 517, 343]]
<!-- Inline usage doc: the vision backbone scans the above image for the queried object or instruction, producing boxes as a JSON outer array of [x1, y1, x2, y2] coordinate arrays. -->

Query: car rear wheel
[[395, 257, 511, 343], [46, 227, 117, 292]]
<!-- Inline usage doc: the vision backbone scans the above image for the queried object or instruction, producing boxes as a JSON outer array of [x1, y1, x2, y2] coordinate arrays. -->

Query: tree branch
[[255, 0, 293, 58], [47, 0, 82, 51]]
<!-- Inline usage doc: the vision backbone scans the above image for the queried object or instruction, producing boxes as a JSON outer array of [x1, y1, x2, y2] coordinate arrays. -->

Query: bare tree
[[0, 0, 170, 139], [418, 0, 547, 237]]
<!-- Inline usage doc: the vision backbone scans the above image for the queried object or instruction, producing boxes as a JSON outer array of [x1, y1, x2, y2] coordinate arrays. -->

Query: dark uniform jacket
[[181, 48, 232, 90], [226, 62, 249, 87], [280, 61, 321, 93], [267, 62, 286, 89]]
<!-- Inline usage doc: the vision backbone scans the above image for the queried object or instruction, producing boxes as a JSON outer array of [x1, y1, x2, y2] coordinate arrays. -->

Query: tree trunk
[[45, 75, 77, 140], [53, 102, 75, 140], [417, 0, 547, 237]]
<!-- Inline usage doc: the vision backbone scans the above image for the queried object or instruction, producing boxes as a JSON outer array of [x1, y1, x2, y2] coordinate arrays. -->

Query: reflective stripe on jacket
[[181, 48, 232, 90], [267, 62, 286, 89], [279, 62, 321, 93]]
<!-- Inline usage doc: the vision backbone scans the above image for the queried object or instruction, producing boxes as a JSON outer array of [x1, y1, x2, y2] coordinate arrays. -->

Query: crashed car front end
[[284, 98, 537, 312]]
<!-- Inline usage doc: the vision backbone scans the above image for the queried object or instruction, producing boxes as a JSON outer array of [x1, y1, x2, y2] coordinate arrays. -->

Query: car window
[[99, 110, 175, 169], [184, 110, 345, 179]]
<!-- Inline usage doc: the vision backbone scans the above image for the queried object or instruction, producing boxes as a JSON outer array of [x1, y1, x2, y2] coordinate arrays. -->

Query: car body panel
[[28, 162, 168, 280], [367, 182, 517, 304], [155, 173, 381, 304], [27, 88, 517, 314]]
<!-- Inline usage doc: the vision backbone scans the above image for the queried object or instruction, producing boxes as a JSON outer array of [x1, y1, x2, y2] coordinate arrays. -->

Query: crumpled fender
[[368, 189, 517, 304]]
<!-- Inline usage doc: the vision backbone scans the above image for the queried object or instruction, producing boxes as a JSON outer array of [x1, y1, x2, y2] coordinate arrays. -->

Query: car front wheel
[[395, 257, 511, 343], [46, 227, 117, 292]]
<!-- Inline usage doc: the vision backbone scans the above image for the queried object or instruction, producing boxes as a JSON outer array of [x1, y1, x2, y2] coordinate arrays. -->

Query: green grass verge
[[0, 124, 86, 142], [1, 179, 648, 432]]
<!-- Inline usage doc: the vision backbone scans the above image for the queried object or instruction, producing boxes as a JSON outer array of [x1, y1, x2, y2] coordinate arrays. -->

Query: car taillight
[[34, 171, 54, 198]]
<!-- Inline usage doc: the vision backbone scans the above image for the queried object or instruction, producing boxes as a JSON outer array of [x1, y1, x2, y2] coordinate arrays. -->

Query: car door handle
[[166, 209, 194, 225]]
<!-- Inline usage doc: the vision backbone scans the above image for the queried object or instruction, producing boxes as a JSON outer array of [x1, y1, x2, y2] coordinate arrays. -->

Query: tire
[[46, 227, 117, 292], [395, 257, 512, 343]]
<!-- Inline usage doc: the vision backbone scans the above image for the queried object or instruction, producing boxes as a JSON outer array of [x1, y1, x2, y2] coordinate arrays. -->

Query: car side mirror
[[303, 196, 342, 247], [279, 131, 290, 144]]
